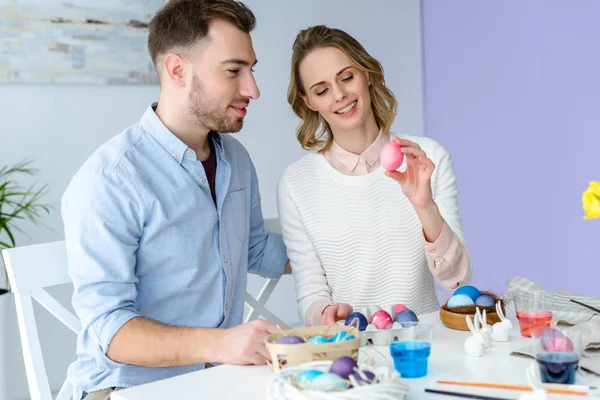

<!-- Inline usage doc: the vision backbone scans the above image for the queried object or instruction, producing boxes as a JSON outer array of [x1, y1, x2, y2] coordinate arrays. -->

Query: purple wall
[[423, 1, 600, 296]]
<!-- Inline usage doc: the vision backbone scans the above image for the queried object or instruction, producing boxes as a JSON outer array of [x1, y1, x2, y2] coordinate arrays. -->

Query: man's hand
[[213, 319, 281, 365]]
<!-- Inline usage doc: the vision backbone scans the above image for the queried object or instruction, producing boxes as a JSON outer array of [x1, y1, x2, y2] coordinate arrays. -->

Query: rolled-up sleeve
[[62, 164, 145, 367], [246, 162, 287, 279]]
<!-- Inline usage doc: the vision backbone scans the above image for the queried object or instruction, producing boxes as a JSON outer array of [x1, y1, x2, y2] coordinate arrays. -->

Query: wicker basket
[[439, 291, 508, 331], [265, 325, 360, 371], [266, 360, 409, 400]]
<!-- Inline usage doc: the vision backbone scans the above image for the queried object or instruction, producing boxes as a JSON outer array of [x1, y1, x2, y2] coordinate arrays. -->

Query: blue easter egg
[[308, 335, 330, 344], [447, 294, 475, 308], [310, 373, 348, 391], [297, 369, 324, 385], [394, 309, 419, 327], [453, 285, 481, 301], [345, 312, 368, 331], [475, 294, 495, 307]]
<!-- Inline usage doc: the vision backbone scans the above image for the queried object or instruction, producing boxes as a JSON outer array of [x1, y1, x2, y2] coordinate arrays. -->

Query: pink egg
[[380, 141, 404, 170], [393, 304, 408, 314], [371, 310, 393, 330], [547, 336, 574, 352]]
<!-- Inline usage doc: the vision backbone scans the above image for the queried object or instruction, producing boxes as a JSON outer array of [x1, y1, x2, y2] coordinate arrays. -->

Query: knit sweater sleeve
[[277, 171, 332, 325], [427, 141, 473, 289]]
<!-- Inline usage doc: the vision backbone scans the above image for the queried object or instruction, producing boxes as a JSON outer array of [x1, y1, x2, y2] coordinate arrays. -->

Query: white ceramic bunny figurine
[[518, 362, 548, 400], [464, 315, 485, 357], [491, 301, 511, 342], [475, 307, 492, 348]]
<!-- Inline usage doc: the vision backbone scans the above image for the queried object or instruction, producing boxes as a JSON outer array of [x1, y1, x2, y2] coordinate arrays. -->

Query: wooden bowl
[[439, 292, 506, 331]]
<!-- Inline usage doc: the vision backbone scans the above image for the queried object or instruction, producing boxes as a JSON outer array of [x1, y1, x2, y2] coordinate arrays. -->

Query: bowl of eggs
[[267, 357, 410, 400], [337, 304, 420, 346], [439, 285, 507, 331], [265, 325, 360, 371]]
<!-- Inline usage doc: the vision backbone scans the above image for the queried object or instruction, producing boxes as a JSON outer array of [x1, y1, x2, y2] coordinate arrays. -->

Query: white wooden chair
[[1, 218, 285, 400]]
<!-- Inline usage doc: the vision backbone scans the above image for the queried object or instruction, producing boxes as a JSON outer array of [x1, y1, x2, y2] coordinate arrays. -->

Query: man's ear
[[161, 53, 187, 88]]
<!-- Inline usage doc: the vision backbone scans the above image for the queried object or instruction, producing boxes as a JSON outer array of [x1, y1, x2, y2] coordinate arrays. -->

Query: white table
[[112, 311, 600, 400]]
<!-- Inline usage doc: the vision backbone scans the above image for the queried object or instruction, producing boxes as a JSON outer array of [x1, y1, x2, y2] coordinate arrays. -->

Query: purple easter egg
[[345, 312, 368, 331], [351, 370, 376, 384], [276, 335, 305, 344], [329, 356, 358, 379], [394, 309, 418, 327], [540, 328, 563, 350], [475, 294, 495, 307]]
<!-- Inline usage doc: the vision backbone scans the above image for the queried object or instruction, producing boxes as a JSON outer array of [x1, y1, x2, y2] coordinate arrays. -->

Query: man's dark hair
[[148, 0, 256, 68]]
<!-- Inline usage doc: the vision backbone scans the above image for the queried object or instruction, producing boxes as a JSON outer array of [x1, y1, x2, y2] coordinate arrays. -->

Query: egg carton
[[337, 305, 417, 347]]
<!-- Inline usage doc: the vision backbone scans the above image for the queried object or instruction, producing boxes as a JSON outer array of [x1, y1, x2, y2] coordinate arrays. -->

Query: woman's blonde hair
[[287, 25, 398, 152]]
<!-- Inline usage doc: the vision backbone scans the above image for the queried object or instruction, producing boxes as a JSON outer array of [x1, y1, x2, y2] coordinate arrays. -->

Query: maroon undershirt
[[200, 134, 217, 206]]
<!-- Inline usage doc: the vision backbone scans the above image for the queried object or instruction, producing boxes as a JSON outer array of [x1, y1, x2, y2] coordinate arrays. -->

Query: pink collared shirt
[[306, 132, 470, 325]]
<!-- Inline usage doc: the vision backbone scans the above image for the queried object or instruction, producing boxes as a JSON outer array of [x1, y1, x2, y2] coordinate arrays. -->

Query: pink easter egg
[[547, 336, 574, 352], [393, 304, 408, 314], [380, 141, 404, 171], [371, 310, 393, 330]]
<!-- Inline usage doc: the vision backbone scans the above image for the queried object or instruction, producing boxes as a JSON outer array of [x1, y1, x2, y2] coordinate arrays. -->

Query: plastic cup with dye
[[513, 291, 554, 337], [533, 326, 582, 384], [389, 323, 433, 378]]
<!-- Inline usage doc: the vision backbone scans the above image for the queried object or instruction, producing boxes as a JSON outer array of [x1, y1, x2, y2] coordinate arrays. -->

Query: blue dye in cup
[[536, 352, 579, 384], [389, 340, 431, 378]]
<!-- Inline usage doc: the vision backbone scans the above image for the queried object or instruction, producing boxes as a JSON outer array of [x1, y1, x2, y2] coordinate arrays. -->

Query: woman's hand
[[384, 137, 435, 209], [319, 303, 353, 326]]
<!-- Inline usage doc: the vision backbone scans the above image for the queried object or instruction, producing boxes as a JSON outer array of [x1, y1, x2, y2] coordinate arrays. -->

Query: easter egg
[[331, 330, 355, 342], [310, 373, 348, 391], [351, 370, 376, 384], [329, 356, 358, 379], [367, 305, 382, 322], [394, 309, 419, 327], [453, 285, 481, 302], [345, 312, 368, 331], [540, 328, 563, 350], [447, 294, 475, 308], [380, 141, 404, 170], [547, 336, 574, 352], [371, 310, 393, 330], [307, 335, 330, 344], [475, 294, 495, 307], [393, 303, 408, 314], [276, 335, 305, 344], [297, 369, 324, 385]]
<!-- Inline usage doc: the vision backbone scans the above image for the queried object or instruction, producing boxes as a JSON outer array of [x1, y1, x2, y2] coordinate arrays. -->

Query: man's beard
[[188, 75, 244, 133]]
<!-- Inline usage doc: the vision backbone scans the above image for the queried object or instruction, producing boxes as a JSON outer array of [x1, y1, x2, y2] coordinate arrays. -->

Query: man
[[62, 1, 290, 399]]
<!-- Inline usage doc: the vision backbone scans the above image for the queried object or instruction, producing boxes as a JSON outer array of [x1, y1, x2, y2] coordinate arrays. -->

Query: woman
[[277, 25, 472, 326]]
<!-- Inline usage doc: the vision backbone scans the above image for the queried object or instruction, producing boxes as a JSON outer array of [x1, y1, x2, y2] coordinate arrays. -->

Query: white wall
[[0, 1, 424, 398]]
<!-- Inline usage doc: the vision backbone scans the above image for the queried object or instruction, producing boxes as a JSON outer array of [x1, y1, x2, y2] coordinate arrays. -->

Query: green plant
[[0, 159, 52, 292]]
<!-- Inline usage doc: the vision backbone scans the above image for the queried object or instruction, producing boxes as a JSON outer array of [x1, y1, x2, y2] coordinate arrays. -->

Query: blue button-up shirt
[[61, 104, 287, 399]]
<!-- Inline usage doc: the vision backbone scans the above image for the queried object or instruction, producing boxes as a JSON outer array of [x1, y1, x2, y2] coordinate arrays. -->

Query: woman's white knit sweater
[[277, 135, 472, 325]]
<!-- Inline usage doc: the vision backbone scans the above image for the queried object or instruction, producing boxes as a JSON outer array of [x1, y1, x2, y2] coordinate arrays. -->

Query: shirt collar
[[140, 102, 223, 165], [328, 129, 389, 171]]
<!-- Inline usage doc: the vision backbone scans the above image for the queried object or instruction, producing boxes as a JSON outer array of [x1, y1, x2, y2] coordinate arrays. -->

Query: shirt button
[[200, 178, 206, 184], [224, 257, 229, 263], [186, 150, 192, 156], [225, 303, 229, 311], [431, 249, 437, 254], [174, 156, 180, 162]]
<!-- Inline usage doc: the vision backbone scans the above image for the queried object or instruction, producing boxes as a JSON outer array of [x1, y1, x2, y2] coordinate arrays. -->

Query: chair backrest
[[244, 218, 286, 326], [2, 218, 286, 400], [2, 241, 78, 400]]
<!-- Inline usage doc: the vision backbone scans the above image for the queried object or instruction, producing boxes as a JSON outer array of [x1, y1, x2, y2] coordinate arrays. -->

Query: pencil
[[424, 388, 512, 400], [437, 380, 588, 396]]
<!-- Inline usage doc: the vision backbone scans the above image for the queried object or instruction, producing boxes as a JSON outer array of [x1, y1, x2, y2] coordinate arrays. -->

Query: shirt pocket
[[226, 188, 247, 242]]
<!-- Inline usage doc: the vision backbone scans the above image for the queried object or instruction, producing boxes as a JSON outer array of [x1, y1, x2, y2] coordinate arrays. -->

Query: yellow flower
[[582, 181, 600, 220]]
